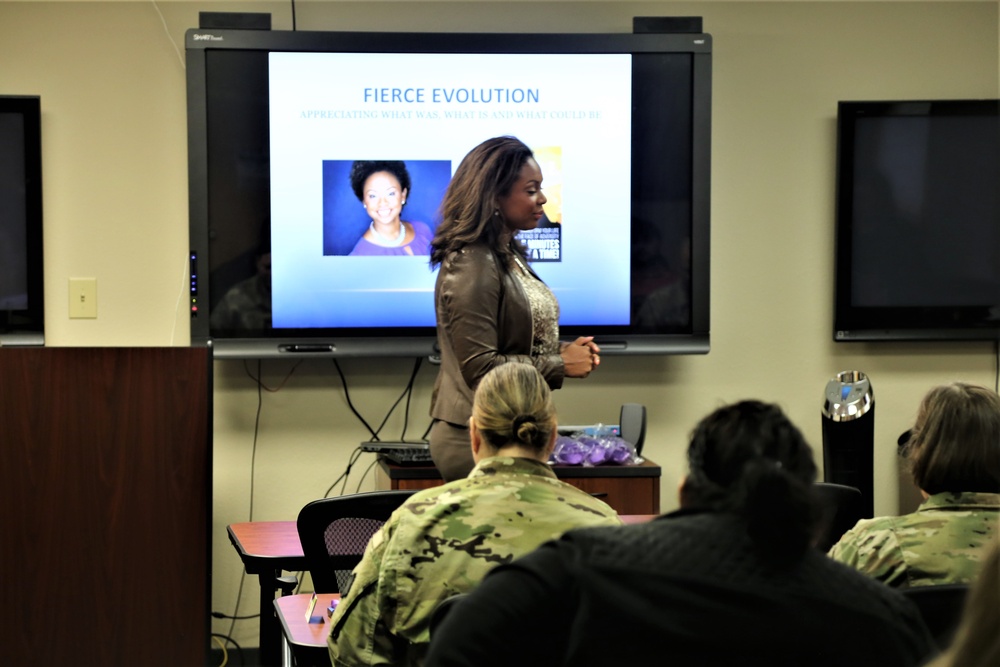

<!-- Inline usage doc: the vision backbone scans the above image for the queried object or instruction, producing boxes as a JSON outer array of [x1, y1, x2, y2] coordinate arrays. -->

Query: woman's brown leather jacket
[[431, 243, 565, 426]]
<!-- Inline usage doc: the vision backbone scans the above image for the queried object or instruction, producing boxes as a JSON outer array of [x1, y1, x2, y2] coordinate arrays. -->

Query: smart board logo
[[192, 34, 224, 41]]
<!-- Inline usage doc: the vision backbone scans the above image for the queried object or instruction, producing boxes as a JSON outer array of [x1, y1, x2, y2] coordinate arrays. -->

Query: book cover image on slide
[[516, 145, 562, 262]]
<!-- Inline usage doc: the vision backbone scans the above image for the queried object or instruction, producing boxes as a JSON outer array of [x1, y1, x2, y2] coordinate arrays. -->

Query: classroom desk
[[274, 593, 340, 667], [227, 521, 307, 667], [376, 458, 662, 514], [229, 515, 657, 666]]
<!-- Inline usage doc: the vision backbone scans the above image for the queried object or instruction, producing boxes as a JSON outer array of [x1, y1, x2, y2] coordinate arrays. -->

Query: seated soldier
[[830, 382, 1000, 587], [327, 361, 621, 667]]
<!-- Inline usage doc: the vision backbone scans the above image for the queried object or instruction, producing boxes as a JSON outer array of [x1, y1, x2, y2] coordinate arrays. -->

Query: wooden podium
[[375, 457, 661, 515], [0, 347, 211, 667]]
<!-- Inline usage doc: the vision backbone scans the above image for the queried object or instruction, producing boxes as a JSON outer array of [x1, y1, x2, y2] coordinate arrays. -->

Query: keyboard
[[360, 441, 434, 466]]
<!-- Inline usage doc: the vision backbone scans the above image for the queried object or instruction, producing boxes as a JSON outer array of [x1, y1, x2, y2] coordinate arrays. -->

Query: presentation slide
[[268, 51, 632, 329]]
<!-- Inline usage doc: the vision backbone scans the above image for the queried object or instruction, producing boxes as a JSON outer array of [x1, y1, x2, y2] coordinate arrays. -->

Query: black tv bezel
[[0, 95, 44, 346], [186, 28, 712, 359], [833, 99, 1000, 343]]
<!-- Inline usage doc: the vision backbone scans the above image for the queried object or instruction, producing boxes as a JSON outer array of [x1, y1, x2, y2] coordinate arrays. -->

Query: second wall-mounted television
[[834, 99, 1000, 342], [0, 95, 44, 347], [186, 28, 712, 358]]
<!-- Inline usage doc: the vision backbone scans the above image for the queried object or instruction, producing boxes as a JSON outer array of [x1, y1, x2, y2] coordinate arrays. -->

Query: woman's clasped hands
[[561, 336, 601, 378]]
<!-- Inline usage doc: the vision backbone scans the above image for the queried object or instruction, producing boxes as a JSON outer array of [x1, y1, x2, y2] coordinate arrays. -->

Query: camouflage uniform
[[828, 491, 1000, 588], [327, 456, 621, 666]]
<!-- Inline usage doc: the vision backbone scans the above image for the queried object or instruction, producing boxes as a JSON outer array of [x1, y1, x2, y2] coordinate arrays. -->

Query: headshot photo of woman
[[348, 160, 432, 256], [321, 159, 450, 257], [427, 135, 601, 481]]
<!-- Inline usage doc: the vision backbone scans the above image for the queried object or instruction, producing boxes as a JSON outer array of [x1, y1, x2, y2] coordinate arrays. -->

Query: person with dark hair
[[830, 382, 1000, 587], [428, 136, 600, 481], [327, 362, 619, 667], [425, 400, 936, 667], [348, 160, 433, 256]]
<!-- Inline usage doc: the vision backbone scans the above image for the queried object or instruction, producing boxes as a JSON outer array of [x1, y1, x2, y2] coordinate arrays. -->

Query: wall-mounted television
[[834, 99, 1000, 342], [0, 95, 44, 347], [186, 28, 712, 359]]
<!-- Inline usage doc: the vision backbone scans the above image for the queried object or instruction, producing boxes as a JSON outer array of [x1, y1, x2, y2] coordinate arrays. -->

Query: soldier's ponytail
[[684, 401, 819, 569]]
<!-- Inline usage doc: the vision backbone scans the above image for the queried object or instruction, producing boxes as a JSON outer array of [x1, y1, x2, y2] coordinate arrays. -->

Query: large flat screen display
[[0, 95, 44, 346], [834, 99, 1000, 342], [186, 29, 712, 358]]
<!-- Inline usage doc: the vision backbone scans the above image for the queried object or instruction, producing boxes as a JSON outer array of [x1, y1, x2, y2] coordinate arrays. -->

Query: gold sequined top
[[511, 255, 560, 357]]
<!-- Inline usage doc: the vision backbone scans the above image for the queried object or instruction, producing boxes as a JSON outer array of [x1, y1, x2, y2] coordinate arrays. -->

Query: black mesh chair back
[[901, 584, 969, 651], [814, 482, 865, 552], [297, 490, 418, 594]]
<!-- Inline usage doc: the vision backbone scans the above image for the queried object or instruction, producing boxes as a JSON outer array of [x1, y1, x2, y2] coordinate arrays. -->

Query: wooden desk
[[274, 593, 340, 666], [227, 522, 307, 667], [376, 458, 662, 514]]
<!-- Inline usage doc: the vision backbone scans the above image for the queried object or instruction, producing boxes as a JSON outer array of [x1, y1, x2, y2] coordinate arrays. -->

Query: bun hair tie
[[512, 414, 533, 432]]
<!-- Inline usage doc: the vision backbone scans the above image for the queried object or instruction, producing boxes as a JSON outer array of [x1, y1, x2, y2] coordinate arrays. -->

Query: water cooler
[[821, 370, 875, 518]]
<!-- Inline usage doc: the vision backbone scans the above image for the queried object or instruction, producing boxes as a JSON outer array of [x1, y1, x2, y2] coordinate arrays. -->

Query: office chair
[[813, 482, 864, 552], [619, 403, 647, 455], [297, 490, 418, 594], [901, 584, 969, 651]]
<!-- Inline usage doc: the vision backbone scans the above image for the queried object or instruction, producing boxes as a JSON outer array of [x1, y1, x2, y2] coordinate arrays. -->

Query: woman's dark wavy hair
[[349, 160, 411, 202], [684, 400, 819, 569], [430, 136, 533, 268]]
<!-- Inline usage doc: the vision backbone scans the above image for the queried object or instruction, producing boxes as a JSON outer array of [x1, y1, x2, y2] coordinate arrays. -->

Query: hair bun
[[512, 414, 534, 432]]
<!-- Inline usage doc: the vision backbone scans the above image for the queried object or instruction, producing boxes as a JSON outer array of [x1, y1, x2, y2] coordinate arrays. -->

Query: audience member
[[426, 400, 935, 667], [829, 382, 1000, 587], [327, 362, 620, 667]]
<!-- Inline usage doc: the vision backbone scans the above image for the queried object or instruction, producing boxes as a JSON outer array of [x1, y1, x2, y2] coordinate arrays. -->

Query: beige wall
[[2, 0, 997, 650]]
